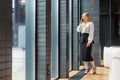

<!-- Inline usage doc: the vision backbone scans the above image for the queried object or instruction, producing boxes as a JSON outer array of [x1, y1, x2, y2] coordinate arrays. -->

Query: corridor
[[0, 0, 119, 80]]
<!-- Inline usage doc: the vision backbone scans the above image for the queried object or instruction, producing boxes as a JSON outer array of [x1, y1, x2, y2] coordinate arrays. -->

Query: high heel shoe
[[92, 68, 96, 74], [84, 69, 89, 75]]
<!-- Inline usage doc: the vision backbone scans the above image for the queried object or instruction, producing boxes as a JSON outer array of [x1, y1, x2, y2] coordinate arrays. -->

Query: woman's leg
[[84, 61, 89, 74], [90, 61, 95, 68], [90, 61, 96, 74], [84, 61, 89, 69]]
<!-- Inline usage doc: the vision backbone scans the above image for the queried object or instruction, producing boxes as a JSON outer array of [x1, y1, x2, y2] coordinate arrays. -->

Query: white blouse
[[76, 22, 94, 44]]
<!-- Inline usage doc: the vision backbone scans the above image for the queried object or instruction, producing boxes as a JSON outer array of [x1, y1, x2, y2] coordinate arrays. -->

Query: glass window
[[51, 0, 59, 79], [12, 0, 26, 80]]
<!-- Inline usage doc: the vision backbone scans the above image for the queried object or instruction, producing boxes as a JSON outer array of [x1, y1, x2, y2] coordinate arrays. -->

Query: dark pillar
[[72, 0, 79, 70], [0, 0, 12, 80], [36, 0, 51, 80], [14, 0, 18, 24], [58, 0, 69, 78]]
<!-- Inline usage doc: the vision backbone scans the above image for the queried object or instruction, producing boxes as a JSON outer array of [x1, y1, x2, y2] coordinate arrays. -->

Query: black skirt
[[80, 33, 94, 61]]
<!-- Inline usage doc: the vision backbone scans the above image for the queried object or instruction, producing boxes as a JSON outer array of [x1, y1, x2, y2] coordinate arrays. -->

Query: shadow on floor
[[69, 69, 85, 80]]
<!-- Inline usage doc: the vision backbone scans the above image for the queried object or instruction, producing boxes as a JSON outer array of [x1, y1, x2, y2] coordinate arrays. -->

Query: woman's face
[[82, 14, 89, 22]]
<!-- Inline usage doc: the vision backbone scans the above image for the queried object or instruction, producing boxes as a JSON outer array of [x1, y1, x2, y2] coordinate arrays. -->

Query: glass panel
[[113, 0, 120, 13], [100, 0, 109, 13], [112, 14, 120, 45], [112, 0, 120, 45], [12, 0, 26, 80], [51, 0, 59, 79]]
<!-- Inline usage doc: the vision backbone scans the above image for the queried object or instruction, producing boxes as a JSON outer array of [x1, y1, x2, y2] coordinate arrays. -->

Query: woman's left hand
[[86, 42, 91, 47]]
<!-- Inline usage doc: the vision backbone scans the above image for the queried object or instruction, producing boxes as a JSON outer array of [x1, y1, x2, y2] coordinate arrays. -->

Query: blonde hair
[[80, 12, 91, 22], [82, 12, 91, 22]]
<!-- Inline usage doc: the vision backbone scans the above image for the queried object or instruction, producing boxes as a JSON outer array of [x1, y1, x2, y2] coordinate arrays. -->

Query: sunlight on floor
[[58, 65, 109, 80], [81, 67, 109, 80]]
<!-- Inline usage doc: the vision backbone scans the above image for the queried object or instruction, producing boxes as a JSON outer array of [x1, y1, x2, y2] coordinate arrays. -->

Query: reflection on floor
[[12, 48, 25, 80], [59, 66, 109, 80]]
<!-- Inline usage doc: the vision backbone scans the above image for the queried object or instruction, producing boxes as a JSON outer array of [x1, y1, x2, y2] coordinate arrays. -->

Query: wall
[[81, 0, 100, 65]]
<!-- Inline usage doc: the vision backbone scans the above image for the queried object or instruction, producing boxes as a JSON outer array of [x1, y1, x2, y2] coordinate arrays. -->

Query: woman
[[76, 12, 96, 74]]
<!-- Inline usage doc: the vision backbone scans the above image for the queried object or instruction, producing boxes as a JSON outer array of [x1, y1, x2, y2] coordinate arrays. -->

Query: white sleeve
[[76, 24, 81, 32], [88, 22, 94, 44]]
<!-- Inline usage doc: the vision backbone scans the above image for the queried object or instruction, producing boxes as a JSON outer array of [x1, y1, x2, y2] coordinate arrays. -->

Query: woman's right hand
[[80, 19, 84, 24]]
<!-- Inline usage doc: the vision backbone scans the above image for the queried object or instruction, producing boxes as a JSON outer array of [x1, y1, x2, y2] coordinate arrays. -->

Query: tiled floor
[[12, 48, 25, 80]]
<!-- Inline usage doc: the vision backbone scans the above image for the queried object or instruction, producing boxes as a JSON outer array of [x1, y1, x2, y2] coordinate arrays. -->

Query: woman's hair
[[83, 12, 91, 22], [82, 12, 91, 22]]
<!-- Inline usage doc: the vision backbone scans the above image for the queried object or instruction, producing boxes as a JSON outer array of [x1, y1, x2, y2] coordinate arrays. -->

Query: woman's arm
[[76, 24, 81, 32], [88, 22, 94, 44], [77, 19, 84, 32]]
